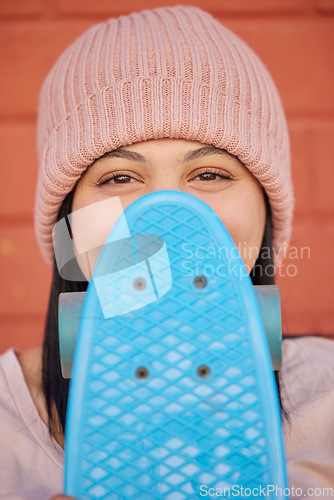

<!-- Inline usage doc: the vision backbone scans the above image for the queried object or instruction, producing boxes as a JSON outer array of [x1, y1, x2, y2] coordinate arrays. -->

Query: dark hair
[[42, 188, 87, 438], [42, 189, 286, 437]]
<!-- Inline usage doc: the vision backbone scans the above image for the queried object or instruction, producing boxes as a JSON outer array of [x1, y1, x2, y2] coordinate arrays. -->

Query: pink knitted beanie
[[35, 5, 293, 265]]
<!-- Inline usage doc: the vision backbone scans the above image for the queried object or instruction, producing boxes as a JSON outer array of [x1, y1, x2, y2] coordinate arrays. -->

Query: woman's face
[[72, 139, 266, 278]]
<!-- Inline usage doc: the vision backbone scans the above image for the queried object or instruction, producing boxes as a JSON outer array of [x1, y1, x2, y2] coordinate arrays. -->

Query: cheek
[[208, 191, 266, 271], [71, 190, 127, 280], [71, 182, 147, 281]]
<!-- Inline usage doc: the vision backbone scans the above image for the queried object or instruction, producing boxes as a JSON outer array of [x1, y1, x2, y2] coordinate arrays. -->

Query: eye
[[192, 168, 232, 182], [197, 172, 221, 181], [97, 172, 137, 186]]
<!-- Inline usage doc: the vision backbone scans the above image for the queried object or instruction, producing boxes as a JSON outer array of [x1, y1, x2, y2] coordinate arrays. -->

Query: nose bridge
[[147, 170, 182, 192]]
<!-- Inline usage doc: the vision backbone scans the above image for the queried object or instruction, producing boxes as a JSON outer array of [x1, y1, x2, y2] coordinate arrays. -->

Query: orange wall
[[1, 0, 334, 352]]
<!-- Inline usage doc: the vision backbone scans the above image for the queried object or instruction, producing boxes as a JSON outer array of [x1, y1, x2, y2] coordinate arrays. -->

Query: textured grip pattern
[[65, 191, 287, 499]]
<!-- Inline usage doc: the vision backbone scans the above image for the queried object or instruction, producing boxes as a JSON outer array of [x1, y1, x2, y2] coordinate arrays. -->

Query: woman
[[1, 6, 334, 499]]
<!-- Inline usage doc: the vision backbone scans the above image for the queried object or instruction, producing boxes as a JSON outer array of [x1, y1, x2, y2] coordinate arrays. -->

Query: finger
[[51, 495, 77, 500]]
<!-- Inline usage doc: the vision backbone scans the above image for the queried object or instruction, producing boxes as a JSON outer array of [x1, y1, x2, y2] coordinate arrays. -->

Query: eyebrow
[[98, 145, 236, 165], [181, 146, 236, 163]]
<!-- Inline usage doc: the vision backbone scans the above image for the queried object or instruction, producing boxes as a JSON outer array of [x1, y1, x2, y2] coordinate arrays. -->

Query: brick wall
[[0, 0, 333, 352]]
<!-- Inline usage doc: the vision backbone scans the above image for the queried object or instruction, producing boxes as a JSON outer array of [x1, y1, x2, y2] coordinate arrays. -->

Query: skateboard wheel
[[58, 291, 86, 379], [254, 285, 282, 371]]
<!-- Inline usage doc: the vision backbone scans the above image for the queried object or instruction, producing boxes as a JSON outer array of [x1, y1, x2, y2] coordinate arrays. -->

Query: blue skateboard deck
[[64, 191, 288, 499]]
